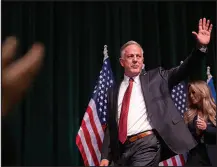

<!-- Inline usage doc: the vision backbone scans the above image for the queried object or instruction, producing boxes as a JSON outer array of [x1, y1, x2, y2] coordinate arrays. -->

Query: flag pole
[[103, 45, 108, 61], [206, 66, 212, 83]]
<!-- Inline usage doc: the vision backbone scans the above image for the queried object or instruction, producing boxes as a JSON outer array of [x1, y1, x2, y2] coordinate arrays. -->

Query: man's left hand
[[192, 18, 213, 46]]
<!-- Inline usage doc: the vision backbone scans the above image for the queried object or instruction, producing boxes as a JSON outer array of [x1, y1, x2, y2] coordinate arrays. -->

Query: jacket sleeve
[[160, 47, 207, 90], [101, 126, 112, 161], [205, 122, 216, 134]]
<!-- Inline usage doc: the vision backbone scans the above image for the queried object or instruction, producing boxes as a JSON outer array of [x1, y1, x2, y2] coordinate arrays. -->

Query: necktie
[[119, 78, 134, 144]]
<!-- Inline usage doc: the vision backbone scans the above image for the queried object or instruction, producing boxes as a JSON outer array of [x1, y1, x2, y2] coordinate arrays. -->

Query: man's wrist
[[101, 159, 109, 162], [197, 44, 208, 53]]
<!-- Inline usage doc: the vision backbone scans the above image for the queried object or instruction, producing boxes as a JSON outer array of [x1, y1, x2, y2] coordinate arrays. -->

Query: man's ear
[[119, 58, 124, 67]]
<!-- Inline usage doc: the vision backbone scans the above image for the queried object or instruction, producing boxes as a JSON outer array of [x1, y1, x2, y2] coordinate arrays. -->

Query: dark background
[[2, 1, 216, 166]]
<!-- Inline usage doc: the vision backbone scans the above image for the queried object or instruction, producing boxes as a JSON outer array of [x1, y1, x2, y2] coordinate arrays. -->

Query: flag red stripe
[[76, 135, 89, 166], [171, 156, 177, 166], [81, 120, 99, 165], [163, 160, 168, 166], [87, 106, 103, 150], [179, 154, 186, 165]]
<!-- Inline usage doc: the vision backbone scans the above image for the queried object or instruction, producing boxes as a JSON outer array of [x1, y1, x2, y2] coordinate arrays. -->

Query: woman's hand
[[196, 117, 207, 130]]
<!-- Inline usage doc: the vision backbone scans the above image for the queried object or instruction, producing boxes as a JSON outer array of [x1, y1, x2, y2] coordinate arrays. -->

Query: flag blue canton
[[92, 58, 114, 124], [171, 82, 188, 117]]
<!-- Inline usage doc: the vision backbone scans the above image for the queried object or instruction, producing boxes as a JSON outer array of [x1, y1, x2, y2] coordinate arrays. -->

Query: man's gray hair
[[120, 40, 144, 58]]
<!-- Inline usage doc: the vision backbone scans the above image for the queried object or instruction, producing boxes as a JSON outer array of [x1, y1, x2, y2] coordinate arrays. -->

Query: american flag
[[76, 54, 114, 166], [207, 76, 216, 102], [159, 81, 188, 166], [171, 81, 188, 117]]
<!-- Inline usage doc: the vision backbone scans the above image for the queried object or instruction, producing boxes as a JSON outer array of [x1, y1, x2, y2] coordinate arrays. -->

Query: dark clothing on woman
[[185, 115, 216, 166]]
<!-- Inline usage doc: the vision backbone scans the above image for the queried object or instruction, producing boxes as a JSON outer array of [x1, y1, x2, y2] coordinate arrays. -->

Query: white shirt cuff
[[199, 45, 208, 53]]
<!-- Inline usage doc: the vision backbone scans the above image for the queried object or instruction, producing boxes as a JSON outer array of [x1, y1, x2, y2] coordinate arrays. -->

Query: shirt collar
[[123, 74, 140, 84]]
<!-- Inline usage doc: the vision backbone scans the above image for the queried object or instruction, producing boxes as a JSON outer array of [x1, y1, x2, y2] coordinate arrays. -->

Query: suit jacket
[[101, 48, 206, 163]]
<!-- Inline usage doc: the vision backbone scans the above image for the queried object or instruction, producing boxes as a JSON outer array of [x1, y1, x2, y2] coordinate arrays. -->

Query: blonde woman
[[184, 80, 216, 166]]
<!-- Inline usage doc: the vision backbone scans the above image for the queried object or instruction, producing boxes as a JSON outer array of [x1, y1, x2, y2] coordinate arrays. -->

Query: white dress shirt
[[117, 74, 152, 136]]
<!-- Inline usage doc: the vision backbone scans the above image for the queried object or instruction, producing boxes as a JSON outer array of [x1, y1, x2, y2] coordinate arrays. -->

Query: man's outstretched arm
[[162, 18, 213, 89]]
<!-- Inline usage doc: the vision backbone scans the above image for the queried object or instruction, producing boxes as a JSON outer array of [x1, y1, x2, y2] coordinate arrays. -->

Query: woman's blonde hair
[[184, 80, 216, 126]]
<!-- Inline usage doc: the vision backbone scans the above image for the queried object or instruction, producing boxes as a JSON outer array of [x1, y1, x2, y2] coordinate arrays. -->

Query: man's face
[[120, 44, 144, 77]]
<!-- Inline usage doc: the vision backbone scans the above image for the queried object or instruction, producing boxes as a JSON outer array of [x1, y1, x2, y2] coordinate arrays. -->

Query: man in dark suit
[[100, 18, 213, 166]]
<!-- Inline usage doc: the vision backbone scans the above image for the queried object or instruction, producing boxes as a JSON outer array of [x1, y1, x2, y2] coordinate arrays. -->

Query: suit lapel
[[139, 71, 153, 120], [114, 81, 122, 119], [109, 80, 122, 130]]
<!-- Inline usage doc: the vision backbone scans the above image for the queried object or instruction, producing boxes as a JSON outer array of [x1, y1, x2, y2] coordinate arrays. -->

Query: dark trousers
[[117, 133, 161, 166], [185, 143, 211, 166]]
